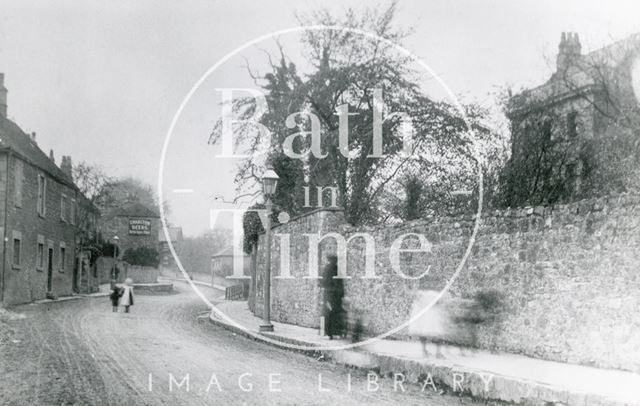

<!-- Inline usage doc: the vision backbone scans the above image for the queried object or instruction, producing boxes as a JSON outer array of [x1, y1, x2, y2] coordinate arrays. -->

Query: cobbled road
[[0, 284, 487, 406]]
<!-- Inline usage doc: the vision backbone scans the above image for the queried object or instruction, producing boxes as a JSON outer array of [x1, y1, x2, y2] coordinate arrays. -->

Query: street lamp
[[111, 236, 119, 288], [259, 167, 279, 332]]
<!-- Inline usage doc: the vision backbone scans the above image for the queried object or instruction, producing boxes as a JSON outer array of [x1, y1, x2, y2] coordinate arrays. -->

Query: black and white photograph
[[1, 1, 640, 405]]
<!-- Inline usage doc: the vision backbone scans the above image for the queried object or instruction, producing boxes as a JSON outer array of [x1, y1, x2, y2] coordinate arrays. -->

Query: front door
[[72, 258, 79, 293], [47, 248, 53, 292]]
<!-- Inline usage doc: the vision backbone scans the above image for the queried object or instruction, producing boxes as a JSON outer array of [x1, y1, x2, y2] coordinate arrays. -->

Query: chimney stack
[[60, 156, 73, 178], [30, 132, 36, 143], [49, 149, 55, 163], [557, 32, 582, 73], [0, 73, 7, 118]]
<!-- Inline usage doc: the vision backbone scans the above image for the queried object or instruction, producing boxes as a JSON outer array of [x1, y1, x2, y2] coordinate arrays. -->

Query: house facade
[[0, 74, 99, 305], [506, 32, 640, 202], [98, 202, 160, 260], [211, 246, 250, 279]]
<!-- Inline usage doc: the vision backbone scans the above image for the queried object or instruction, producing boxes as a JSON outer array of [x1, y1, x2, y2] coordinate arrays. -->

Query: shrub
[[122, 246, 160, 268]]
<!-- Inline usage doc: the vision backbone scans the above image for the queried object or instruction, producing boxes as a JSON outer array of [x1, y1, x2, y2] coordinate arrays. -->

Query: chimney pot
[[557, 32, 582, 73], [60, 155, 73, 178], [0, 73, 7, 119]]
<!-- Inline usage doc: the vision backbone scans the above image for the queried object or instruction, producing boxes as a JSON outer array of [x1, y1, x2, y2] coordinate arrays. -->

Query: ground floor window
[[60, 242, 67, 272], [12, 231, 22, 269], [37, 235, 45, 271], [37, 242, 44, 269]]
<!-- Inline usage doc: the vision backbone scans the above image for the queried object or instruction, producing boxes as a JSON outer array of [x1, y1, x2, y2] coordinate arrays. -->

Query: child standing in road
[[110, 285, 123, 312], [119, 278, 135, 313]]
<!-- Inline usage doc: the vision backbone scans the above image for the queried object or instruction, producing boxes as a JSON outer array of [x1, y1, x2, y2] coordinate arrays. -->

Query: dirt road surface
[[0, 284, 487, 405]]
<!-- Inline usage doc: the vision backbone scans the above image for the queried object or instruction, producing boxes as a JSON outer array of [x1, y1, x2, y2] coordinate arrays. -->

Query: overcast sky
[[1, 0, 639, 236]]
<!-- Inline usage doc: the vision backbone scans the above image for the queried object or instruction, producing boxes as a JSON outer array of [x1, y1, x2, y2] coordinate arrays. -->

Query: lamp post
[[111, 236, 119, 288], [259, 167, 279, 332]]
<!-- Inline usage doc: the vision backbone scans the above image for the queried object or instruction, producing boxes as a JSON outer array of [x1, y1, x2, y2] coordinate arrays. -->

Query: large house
[[0, 74, 98, 305], [506, 32, 640, 203]]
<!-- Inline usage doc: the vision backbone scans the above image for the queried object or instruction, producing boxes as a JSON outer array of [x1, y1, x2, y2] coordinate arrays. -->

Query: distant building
[[0, 73, 97, 305], [159, 226, 183, 272], [99, 202, 160, 255], [75, 193, 101, 294], [211, 246, 250, 279], [507, 32, 640, 202], [211, 246, 250, 299]]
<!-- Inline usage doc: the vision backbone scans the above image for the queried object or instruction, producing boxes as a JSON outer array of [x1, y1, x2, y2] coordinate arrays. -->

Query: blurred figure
[[120, 278, 135, 313], [454, 289, 505, 354], [322, 255, 345, 339], [344, 297, 365, 343], [409, 289, 450, 358]]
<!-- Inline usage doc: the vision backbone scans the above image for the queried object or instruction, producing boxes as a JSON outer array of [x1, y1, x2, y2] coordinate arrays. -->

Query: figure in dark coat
[[110, 285, 123, 312], [322, 255, 346, 339]]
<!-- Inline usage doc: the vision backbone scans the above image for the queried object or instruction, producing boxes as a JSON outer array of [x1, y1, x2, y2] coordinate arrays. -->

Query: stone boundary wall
[[253, 195, 640, 372], [125, 265, 159, 284], [253, 208, 345, 327]]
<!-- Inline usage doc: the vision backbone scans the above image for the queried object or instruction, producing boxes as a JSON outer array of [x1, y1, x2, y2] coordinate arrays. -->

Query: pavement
[[31, 283, 111, 305], [209, 299, 640, 406]]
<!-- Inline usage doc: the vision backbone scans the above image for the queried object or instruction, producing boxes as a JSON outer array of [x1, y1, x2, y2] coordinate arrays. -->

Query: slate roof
[[0, 115, 76, 189], [509, 33, 640, 115], [211, 246, 236, 258]]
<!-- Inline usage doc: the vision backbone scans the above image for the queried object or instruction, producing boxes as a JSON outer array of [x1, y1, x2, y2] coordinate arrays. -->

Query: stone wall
[[96, 257, 125, 283], [252, 195, 640, 372], [253, 208, 345, 327], [125, 265, 159, 284]]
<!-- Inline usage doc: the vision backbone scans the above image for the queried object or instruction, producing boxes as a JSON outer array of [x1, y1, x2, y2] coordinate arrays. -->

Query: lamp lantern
[[261, 168, 279, 198]]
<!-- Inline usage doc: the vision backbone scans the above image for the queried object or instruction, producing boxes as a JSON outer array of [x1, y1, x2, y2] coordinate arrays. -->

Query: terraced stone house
[[0, 74, 97, 305]]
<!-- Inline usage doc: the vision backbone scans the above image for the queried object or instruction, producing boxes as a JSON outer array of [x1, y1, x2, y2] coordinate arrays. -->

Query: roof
[[211, 246, 248, 258], [509, 33, 640, 115], [159, 226, 183, 242], [212, 246, 234, 257], [0, 115, 76, 189], [113, 202, 160, 218]]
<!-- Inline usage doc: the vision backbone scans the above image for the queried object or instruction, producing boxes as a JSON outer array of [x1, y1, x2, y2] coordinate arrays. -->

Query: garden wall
[[125, 265, 159, 284], [252, 194, 640, 372]]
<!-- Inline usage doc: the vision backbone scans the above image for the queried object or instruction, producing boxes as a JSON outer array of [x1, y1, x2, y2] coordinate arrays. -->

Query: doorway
[[72, 258, 79, 293], [47, 247, 53, 292]]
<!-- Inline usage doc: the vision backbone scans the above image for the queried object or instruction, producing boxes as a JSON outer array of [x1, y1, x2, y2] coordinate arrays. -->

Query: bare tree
[[72, 161, 113, 204]]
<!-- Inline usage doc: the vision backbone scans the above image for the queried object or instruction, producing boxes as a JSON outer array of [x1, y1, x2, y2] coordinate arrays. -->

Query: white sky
[[1, 0, 639, 236]]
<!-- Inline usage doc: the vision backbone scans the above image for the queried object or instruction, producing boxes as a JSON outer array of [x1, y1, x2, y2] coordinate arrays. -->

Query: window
[[14, 159, 23, 207], [60, 194, 68, 222], [37, 174, 46, 217], [37, 235, 45, 271], [12, 231, 22, 268], [542, 119, 553, 142], [567, 112, 578, 138], [47, 240, 54, 273], [59, 242, 66, 272], [70, 199, 76, 225]]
